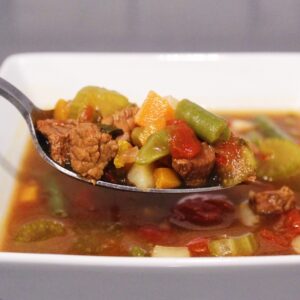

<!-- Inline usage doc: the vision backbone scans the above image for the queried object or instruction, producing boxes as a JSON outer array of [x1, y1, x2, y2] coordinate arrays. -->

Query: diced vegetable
[[255, 115, 294, 141], [131, 127, 144, 147], [136, 130, 169, 164], [208, 232, 258, 256], [167, 119, 202, 159], [153, 168, 181, 189], [175, 99, 229, 143], [186, 237, 210, 256], [291, 235, 300, 254], [19, 181, 39, 203], [135, 91, 174, 129], [127, 163, 154, 189], [152, 245, 190, 257], [78, 105, 95, 122], [54, 99, 69, 121], [257, 138, 300, 181], [114, 140, 138, 168], [15, 219, 65, 242], [44, 176, 68, 217], [239, 200, 260, 227], [69, 86, 129, 118], [130, 246, 147, 257], [230, 119, 255, 134], [215, 138, 257, 187]]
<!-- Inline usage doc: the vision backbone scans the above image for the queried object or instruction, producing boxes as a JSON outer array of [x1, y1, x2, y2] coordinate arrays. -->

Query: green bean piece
[[255, 115, 294, 141], [136, 130, 170, 164], [15, 219, 66, 242], [44, 176, 68, 217], [175, 99, 229, 143]]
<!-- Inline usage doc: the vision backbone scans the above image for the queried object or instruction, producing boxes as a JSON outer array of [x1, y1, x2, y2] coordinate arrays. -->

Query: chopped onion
[[127, 163, 154, 189], [152, 245, 190, 257], [291, 235, 300, 254], [238, 200, 260, 227]]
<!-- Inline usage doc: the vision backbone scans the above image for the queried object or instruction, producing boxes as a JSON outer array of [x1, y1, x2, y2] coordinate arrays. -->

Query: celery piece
[[69, 86, 129, 118], [257, 138, 300, 181], [130, 246, 147, 257], [175, 99, 228, 143], [209, 233, 258, 257], [136, 130, 169, 164], [215, 138, 257, 187]]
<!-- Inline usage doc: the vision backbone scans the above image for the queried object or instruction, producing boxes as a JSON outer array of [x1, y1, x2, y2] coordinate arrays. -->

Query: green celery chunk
[[69, 86, 129, 118], [136, 130, 170, 164], [215, 138, 257, 187], [255, 115, 294, 141], [257, 138, 300, 181], [209, 233, 258, 256], [15, 219, 66, 242], [175, 99, 229, 144], [130, 246, 147, 257]]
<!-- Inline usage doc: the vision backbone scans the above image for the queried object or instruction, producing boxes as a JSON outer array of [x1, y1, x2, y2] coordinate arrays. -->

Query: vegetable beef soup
[[2, 86, 300, 257]]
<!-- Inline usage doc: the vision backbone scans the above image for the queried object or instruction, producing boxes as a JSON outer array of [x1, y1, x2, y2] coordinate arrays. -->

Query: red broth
[[2, 112, 300, 257]]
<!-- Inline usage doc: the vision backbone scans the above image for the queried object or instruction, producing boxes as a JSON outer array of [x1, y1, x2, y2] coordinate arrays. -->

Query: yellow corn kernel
[[153, 168, 181, 189], [54, 99, 69, 121], [114, 140, 131, 168], [19, 182, 38, 203]]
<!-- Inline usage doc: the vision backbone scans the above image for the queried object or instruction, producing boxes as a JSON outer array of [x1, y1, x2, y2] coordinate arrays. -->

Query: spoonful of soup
[[0, 77, 256, 193]]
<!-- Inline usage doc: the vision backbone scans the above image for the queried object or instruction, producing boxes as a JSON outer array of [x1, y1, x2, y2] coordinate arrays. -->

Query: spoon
[[0, 77, 225, 193]]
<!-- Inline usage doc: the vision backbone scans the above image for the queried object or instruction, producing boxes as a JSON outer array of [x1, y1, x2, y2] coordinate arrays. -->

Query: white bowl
[[1, 53, 300, 300]]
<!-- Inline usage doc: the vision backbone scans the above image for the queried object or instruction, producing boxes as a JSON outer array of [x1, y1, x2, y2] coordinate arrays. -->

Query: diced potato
[[153, 168, 181, 189], [152, 245, 190, 257], [19, 181, 39, 203], [238, 200, 260, 227], [127, 163, 154, 189], [54, 99, 69, 121], [291, 235, 300, 254]]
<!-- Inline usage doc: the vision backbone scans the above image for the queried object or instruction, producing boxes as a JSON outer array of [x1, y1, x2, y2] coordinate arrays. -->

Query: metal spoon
[[0, 77, 225, 194]]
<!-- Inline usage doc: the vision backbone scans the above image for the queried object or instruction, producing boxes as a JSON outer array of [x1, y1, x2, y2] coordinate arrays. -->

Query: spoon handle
[[0, 77, 36, 121]]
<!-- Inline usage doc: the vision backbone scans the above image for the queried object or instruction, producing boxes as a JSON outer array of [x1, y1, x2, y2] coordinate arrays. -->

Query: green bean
[[175, 99, 228, 143], [136, 130, 170, 164], [255, 115, 294, 141], [44, 175, 68, 217]]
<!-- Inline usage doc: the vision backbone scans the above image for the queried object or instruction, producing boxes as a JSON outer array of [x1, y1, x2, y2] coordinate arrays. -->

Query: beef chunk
[[101, 106, 138, 140], [249, 186, 295, 215], [172, 143, 215, 187], [69, 123, 118, 180], [37, 119, 118, 181], [36, 119, 76, 164]]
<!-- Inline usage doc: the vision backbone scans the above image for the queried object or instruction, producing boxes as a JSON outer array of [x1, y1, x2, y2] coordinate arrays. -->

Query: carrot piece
[[54, 99, 69, 121], [19, 181, 39, 204], [135, 91, 174, 144], [153, 168, 181, 189]]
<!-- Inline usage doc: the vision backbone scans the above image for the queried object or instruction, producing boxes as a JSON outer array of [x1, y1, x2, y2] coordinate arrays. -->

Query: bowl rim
[[2, 52, 300, 267]]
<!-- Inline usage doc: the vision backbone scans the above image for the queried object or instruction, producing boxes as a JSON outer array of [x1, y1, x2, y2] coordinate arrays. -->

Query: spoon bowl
[[0, 77, 227, 194]]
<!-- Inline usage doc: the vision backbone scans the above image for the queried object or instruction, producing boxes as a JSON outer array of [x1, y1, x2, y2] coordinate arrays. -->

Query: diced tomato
[[260, 209, 300, 248], [186, 237, 210, 256], [79, 105, 95, 122], [215, 138, 240, 167], [282, 209, 300, 233], [138, 225, 169, 244], [259, 229, 290, 248], [167, 119, 201, 159]]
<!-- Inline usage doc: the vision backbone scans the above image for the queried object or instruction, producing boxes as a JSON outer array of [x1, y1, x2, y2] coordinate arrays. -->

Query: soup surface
[[2, 112, 300, 257]]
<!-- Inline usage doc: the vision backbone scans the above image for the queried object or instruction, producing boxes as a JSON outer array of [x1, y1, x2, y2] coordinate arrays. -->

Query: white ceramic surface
[[0, 53, 300, 300]]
